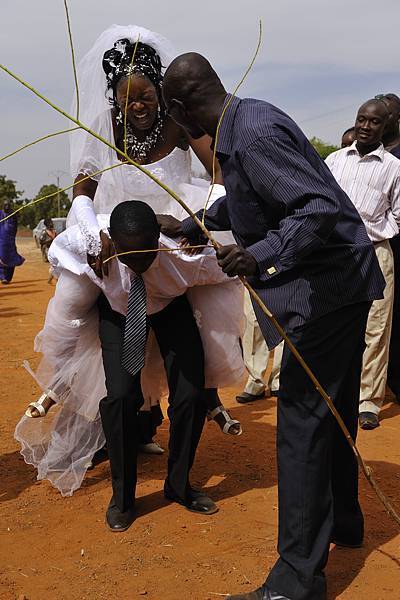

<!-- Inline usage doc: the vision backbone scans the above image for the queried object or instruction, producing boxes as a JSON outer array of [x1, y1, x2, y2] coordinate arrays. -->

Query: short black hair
[[109, 201, 159, 239], [342, 126, 355, 136], [44, 218, 53, 227], [384, 93, 400, 107]]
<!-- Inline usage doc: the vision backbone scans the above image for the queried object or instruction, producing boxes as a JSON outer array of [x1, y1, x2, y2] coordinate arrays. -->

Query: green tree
[[15, 184, 71, 229], [31, 184, 71, 221], [0, 174, 23, 205], [309, 137, 339, 160]]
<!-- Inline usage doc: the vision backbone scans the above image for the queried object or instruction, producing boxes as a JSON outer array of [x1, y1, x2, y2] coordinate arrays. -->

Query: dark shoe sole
[[105, 517, 135, 532], [164, 493, 219, 515], [184, 503, 219, 515], [332, 538, 363, 548], [236, 392, 266, 404], [359, 411, 380, 430]]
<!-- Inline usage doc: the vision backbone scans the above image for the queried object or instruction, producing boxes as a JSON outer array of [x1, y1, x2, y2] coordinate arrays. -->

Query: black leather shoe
[[236, 391, 266, 404], [87, 446, 109, 470], [359, 411, 379, 430], [106, 498, 135, 532], [228, 584, 292, 599], [332, 535, 363, 548], [164, 485, 219, 515]]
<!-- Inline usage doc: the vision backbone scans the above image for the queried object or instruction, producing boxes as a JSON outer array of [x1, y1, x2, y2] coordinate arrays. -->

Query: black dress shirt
[[182, 95, 385, 347]]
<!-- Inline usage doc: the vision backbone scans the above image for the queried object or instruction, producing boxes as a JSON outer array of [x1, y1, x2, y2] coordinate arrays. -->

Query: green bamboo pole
[[0, 161, 128, 222], [0, 127, 80, 163], [123, 37, 140, 155], [63, 0, 79, 120]]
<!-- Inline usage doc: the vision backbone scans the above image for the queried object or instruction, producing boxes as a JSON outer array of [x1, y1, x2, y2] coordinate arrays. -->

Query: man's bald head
[[357, 98, 389, 119], [355, 99, 389, 148], [163, 53, 225, 104], [162, 53, 227, 138]]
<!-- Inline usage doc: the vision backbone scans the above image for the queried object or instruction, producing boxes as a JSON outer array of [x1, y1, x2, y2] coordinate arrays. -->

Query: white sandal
[[207, 406, 243, 436], [25, 389, 57, 418]]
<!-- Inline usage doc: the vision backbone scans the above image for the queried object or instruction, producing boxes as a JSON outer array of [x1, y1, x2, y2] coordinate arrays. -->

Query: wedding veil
[[69, 25, 176, 181]]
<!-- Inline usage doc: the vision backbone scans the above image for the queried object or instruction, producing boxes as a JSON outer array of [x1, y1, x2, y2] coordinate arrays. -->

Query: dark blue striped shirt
[[182, 95, 385, 348]]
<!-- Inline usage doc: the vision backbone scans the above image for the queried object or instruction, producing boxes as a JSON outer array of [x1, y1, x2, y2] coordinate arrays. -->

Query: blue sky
[[1, 0, 399, 198]]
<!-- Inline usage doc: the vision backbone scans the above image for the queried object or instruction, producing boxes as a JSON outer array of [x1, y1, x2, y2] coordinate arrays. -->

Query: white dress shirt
[[325, 142, 400, 242], [84, 233, 231, 316]]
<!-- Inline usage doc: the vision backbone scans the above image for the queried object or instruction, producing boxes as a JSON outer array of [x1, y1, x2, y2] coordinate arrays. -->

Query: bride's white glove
[[71, 195, 113, 278]]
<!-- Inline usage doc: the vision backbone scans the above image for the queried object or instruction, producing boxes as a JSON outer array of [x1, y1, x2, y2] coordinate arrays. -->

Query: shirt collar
[[346, 140, 385, 161], [215, 94, 242, 156]]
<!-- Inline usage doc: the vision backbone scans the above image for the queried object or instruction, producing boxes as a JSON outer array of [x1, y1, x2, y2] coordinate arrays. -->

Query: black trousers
[[98, 293, 207, 513], [388, 234, 400, 395], [266, 301, 371, 600]]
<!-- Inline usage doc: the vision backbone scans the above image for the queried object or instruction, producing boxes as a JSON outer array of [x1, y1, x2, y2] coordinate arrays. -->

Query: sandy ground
[[0, 237, 400, 600]]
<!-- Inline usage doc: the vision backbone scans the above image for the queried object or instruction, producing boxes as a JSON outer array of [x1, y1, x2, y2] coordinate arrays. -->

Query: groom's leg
[[98, 293, 143, 512], [150, 294, 206, 502]]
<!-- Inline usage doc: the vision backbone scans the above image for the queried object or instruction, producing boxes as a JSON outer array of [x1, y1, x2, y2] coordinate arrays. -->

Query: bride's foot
[[25, 392, 56, 418], [207, 405, 242, 436]]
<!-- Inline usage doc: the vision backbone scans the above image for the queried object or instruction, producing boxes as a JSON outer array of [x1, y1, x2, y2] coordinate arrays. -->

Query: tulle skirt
[[15, 270, 244, 496]]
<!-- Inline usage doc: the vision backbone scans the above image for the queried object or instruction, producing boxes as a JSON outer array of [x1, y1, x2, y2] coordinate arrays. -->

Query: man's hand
[[157, 214, 183, 238], [179, 237, 205, 256], [87, 230, 114, 279], [216, 244, 258, 277]]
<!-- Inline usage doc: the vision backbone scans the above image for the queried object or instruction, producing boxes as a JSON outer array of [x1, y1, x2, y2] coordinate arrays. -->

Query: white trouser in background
[[242, 289, 282, 395], [359, 240, 394, 415]]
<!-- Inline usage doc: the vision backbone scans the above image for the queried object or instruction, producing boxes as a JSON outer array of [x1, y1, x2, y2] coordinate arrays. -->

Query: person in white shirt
[[98, 200, 231, 530], [326, 98, 400, 429]]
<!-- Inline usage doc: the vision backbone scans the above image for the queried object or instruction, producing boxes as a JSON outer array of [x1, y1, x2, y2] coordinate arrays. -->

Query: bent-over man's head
[[162, 53, 227, 139], [109, 201, 160, 274]]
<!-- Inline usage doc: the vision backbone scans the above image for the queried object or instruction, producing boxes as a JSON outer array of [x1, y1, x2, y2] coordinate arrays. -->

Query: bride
[[15, 25, 245, 497]]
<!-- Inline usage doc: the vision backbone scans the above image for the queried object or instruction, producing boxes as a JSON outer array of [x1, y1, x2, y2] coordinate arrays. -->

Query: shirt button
[[267, 266, 277, 275]]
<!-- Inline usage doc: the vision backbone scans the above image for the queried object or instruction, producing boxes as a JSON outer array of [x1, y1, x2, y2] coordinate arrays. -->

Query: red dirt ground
[[1, 237, 399, 600]]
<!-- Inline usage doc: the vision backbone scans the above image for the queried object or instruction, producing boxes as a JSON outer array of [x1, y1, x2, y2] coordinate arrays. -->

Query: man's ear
[[169, 97, 187, 116]]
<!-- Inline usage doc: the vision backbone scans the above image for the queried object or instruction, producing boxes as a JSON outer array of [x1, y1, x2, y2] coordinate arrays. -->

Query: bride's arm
[[187, 133, 224, 185], [71, 175, 112, 278]]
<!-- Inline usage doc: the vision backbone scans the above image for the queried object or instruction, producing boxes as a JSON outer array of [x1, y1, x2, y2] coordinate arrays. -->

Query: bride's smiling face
[[116, 74, 159, 131]]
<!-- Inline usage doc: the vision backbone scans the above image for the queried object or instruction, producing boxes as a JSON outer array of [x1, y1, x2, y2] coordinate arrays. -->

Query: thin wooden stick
[[103, 245, 209, 264], [0, 127, 80, 163], [1, 61, 399, 528], [0, 161, 128, 223], [201, 20, 262, 223], [0, 63, 201, 226], [63, 0, 79, 120], [123, 37, 140, 155]]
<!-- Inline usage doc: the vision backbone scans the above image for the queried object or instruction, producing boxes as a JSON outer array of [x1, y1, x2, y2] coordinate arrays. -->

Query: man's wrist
[[181, 215, 201, 239]]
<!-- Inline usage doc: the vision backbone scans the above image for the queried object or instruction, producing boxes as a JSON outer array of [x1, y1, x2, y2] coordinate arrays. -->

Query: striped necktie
[[122, 274, 147, 377]]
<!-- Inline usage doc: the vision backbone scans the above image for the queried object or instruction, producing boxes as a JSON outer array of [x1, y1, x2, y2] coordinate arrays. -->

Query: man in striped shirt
[[326, 98, 400, 430], [161, 53, 385, 600]]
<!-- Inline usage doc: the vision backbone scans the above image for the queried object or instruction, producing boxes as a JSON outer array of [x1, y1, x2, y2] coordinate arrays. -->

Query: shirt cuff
[[181, 214, 202, 239], [246, 237, 282, 280]]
